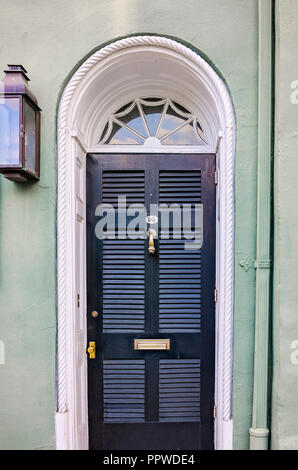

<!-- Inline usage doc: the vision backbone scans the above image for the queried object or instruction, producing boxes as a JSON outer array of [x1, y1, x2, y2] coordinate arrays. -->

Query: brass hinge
[[215, 170, 218, 185], [213, 404, 217, 419], [214, 288, 218, 303]]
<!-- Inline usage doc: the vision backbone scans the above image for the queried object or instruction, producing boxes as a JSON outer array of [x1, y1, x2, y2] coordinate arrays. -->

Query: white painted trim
[[87, 145, 216, 154], [56, 35, 235, 450], [55, 412, 70, 450]]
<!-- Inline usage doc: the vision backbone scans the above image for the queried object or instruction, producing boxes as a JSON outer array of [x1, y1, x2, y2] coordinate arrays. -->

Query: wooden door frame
[[55, 36, 235, 450]]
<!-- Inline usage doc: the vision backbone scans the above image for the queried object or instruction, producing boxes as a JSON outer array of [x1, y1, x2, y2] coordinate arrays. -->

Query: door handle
[[87, 341, 96, 359], [147, 228, 157, 255]]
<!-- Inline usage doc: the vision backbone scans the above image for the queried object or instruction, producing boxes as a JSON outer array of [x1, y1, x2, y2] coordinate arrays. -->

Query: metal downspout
[[249, 0, 273, 450]]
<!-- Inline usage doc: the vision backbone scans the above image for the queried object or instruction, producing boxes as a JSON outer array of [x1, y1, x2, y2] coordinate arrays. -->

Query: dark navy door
[[87, 153, 216, 450]]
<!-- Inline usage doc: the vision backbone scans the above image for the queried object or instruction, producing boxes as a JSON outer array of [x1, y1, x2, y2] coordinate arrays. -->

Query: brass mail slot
[[134, 339, 170, 350]]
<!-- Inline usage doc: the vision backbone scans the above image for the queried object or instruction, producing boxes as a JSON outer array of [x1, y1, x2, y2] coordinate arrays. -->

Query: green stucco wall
[[0, 0, 258, 449], [271, 0, 298, 450]]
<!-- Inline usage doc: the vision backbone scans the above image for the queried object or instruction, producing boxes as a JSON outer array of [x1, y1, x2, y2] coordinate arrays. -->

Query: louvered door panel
[[159, 360, 201, 422], [159, 240, 201, 332], [103, 360, 145, 423], [102, 171, 145, 205], [159, 170, 201, 203], [102, 170, 145, 332], [159, 170, 202, 332], [103, 239, 145, 332]]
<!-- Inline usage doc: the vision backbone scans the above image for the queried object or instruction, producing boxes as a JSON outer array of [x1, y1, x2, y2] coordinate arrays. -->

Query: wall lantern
[[0, 65, 41, 182]]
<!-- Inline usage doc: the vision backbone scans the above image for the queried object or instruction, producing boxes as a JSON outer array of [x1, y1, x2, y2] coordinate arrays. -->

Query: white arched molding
[[56, 35, 235, 450]]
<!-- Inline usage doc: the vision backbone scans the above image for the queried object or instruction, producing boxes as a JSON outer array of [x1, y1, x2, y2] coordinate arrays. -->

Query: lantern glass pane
[[24, 101, 36, 173], [0, 97, 20, 166]]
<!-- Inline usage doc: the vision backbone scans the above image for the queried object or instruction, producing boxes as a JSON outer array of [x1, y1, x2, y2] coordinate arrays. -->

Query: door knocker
[[147, 228, 157, 255]]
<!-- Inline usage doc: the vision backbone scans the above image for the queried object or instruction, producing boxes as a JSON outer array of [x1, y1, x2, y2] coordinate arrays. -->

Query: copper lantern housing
[[0, 65, 41, 182]]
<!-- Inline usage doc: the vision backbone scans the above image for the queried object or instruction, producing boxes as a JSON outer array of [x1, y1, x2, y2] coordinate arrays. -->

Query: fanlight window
[[98, 98, 207, 146]]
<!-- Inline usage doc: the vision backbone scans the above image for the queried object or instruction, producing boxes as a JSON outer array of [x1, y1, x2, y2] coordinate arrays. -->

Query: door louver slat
[[159, 360, 200, 422], [103, 360, 145, 423]]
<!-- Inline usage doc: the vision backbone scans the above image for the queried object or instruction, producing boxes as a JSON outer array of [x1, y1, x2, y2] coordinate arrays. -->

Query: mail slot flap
[[134, 339, 170, 350]]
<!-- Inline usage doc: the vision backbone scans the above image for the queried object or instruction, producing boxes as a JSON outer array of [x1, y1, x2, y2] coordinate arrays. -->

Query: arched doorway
[[56, 35, 235, 450]]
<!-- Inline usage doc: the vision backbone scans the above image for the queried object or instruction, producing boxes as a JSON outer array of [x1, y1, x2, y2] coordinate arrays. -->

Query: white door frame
[[55, 35, 235, 450]]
